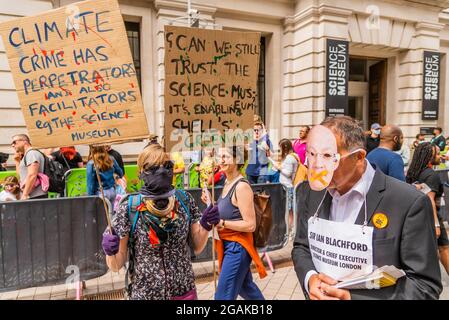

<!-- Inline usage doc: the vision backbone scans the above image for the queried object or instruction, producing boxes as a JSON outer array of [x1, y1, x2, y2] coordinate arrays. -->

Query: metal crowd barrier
[[437, 168, 449, 184], [186, 183, 289, 262], [0, 196, 109, 292]]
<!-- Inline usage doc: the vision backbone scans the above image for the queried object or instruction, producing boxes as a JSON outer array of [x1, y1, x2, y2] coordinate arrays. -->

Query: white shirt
[[304, 161, 376, 294], [271, 154, 298, 187], [0, 190, 17, 201], [328, 161, 375, 223]]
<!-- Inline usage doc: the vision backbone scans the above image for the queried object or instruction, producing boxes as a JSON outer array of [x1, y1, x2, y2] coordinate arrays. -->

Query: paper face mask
[[306, 125, 340, 191]]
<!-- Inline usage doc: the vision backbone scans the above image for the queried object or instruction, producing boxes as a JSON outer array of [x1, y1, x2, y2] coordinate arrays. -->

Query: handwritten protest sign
[[164, 26, 260, 152], [0, 0, 149, 148]]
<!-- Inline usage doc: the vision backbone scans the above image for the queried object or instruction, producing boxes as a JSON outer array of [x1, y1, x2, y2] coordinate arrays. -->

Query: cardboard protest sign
[[0, 0, 149, 148], [164, 26, 260, 152]]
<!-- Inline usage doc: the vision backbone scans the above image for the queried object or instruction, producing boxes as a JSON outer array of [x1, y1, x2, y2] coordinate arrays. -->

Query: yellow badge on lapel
[[373, 213, 388, 229]]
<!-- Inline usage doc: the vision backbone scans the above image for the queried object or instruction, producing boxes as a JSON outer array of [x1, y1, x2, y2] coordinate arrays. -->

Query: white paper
[[334, 265, 405, 289], [308, 217, 374, 281]]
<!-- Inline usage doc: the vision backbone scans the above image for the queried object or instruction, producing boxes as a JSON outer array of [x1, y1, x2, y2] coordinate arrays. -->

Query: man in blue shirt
[[367, 125, 405, 181], [246, 122, 273, 184]]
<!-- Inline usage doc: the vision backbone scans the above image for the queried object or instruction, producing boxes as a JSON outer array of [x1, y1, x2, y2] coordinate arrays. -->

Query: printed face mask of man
[[306, 125, 340, 191]]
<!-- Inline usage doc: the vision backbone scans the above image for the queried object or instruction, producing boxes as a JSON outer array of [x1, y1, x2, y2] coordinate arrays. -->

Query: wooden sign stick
[[211, 157, 217, 291], [90, 146, 113, 234]]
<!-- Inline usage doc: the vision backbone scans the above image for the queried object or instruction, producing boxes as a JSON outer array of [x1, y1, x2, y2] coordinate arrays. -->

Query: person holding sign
[[201, 146, 266, 300], [102, 144, 215, 299], [292, 116, 442, 300]]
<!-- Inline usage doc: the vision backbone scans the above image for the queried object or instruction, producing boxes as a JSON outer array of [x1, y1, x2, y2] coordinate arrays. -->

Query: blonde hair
[[89, 146, 113, 172], [2, 176, 20, 199], [137, 144, 169, 173]]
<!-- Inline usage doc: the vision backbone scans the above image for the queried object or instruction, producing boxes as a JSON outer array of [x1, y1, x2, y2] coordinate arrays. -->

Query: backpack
[[24, 149, 65, 194], [290, 153, 308, 187], [230, 179, 273, 248], [124, 190, 194, 297]]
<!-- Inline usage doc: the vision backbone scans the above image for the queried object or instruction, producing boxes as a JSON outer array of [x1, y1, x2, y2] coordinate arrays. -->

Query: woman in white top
[[271, 139, 299, 188], [270, 139, 299, 234]]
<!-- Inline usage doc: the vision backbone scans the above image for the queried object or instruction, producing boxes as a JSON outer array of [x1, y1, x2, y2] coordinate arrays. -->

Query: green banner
[[124, 165, 143, 193], [65, 168, 87, 197]]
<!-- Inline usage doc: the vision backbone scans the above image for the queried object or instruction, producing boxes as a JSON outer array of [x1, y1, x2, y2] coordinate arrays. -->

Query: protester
[[366, 125, 405, 181], [105, 145, 125, 175], [11, 134, 48, 200], [270, 139, 300, 234], [102, 144, 214, 300], [86, 146, 124, 205], [292, 116, 441, 300], [171, 151, 185, 189], [201, 146, 266, 300], [293, 126, 309, 165], [246, 121, 273, 184], [406, 143, 449, 275], [0, 176, 20, 201], [431, 127, 446, 151], [51, 146, 83, 171], [365, 123, 381, 154]]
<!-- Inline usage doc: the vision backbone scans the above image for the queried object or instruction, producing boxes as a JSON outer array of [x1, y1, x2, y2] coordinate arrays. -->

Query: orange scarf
[[214, 228, 267, 279]]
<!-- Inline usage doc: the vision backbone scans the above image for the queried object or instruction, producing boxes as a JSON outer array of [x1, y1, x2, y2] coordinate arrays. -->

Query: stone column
[[283, 5, 351, 139]]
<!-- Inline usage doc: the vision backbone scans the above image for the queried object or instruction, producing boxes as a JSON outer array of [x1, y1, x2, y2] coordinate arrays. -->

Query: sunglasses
[[11, 139, 24, 146]]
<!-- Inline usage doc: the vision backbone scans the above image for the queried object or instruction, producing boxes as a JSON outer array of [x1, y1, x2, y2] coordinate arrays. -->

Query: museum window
[[125, 21, 141, 89]]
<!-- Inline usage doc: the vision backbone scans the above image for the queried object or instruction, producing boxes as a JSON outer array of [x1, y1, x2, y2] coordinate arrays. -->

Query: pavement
[[2, 239, 449, 300], [0, 241, 296, 300]]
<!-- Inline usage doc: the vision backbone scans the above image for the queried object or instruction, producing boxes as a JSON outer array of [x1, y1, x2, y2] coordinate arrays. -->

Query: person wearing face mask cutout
[[366, 123, 381, 155], [292, 116, 441, 300], [366, 125, 406, 182]]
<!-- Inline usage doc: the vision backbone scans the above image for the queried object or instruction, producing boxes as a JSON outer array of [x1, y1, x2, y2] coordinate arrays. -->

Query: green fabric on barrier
[[65, 168, 87, 197], [124, 164, 142, 193], [174, 174, 184, 189], [240, 160, 248, 178], [189, 164, 200, 188]]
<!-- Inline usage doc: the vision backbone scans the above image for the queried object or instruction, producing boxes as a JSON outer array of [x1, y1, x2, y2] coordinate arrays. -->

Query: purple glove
[[102, 228, 120, 256], [200, 204, 220, 231]]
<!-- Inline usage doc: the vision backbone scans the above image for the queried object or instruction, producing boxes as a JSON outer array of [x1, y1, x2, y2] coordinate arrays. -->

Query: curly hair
[[406, 142, 435, 184]]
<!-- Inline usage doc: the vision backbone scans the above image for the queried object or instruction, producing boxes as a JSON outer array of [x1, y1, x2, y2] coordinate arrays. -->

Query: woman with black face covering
[[101, 144, 219, 300]]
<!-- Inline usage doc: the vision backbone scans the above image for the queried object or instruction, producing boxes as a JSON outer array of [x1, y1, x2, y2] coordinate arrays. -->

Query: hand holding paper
[[333, 265, 405, 290]]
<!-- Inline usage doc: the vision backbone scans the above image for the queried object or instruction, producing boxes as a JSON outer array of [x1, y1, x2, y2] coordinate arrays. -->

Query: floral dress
[[113, 192, 201, 300]]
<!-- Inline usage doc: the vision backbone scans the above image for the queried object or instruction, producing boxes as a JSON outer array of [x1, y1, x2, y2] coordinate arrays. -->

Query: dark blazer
[[292, 169, 442, 300]]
